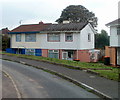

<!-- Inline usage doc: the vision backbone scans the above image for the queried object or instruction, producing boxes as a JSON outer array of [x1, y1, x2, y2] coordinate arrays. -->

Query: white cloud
[[1, 0, 119, 33]]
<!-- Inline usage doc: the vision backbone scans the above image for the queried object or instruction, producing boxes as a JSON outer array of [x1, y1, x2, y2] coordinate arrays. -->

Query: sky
[[0, 0, 119, 34]]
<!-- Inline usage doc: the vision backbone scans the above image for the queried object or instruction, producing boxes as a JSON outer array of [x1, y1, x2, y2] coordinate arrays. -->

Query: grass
[[2, 52, 120, 81]]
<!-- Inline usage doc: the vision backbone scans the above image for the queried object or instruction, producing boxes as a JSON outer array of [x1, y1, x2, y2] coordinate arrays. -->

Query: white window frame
[[25, 33, 36, 42], [16, 34, 21, 42], [48, 50, 59, 59], [47, 33, 60, 42], [117, 27, 120, 35], [88, 33, 91, 42], [65, 33, 73, 42]]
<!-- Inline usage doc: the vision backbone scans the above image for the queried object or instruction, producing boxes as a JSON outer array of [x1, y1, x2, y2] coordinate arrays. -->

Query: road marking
[[2, 70, 22, 99]]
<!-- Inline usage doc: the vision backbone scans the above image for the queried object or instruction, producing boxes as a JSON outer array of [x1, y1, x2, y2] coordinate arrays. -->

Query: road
[[2, 59, 99, 98]]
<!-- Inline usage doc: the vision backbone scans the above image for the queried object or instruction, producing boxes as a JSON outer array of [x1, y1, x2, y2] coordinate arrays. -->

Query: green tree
[[0, 34, 2, 50], [2, 34, 10, 51], [56, 5, 98, 28], [95, 30, 109, 49]]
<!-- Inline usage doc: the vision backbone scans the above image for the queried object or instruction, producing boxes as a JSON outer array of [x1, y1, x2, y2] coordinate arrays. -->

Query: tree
[[95, 30, 109, 49], [2, 34, 10, 51], [0, 34, 2, 50], [56, 5, 98, 28]]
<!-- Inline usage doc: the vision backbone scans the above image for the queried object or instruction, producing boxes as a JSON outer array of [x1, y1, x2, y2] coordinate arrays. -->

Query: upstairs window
[[47, 33, 60, 42], [25, 34, 36, 42], [88, 33, 91, 42], [65, 33, 73, 42], [117, 27, 120, 35], [16, 34, 21, 42]]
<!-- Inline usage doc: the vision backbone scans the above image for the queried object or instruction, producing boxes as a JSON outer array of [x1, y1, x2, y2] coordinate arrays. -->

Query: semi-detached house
[[105, 18, 120, 66], [7, 21, 98, 62]]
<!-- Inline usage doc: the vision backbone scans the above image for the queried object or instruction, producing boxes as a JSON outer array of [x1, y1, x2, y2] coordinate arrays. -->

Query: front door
[[117, 48, 120, 65], [62, 52, 68, 60]]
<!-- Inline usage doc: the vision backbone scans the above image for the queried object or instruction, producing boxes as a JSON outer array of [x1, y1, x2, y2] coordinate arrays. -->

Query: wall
[[110, 26, 119, 46], [78, 50, 91, 62], [39, 32, 81, 50], [42, 49, 48, 57], [79, 23, 95, 50]]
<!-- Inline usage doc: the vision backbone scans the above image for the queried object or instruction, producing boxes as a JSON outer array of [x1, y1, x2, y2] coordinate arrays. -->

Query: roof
[[10, 22, 88, 34], [10, 22, 51, 33], [106, 18, 120, 26], [44, 22, 88, 31]]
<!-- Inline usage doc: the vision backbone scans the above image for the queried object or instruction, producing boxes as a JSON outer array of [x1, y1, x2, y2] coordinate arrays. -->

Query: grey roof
[[106, 18, 120, 26], [44, 22, 88, 31]]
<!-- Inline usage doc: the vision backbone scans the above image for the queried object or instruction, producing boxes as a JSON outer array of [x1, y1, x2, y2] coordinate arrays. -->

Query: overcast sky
[[0, 0, 119, 34]]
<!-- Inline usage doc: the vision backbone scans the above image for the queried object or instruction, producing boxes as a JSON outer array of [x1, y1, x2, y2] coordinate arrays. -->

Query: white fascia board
[[88, 23, 96, 34], [39, 31, 80, 33]]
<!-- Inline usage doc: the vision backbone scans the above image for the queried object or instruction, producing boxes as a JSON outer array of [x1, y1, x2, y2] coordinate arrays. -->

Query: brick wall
[[78, 50, 91, 62], [42, 49, 48, 57]]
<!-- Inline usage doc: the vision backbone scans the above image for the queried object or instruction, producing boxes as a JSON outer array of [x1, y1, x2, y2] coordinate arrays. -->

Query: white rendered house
[[106, 18, 120, 66], [8, 21, 97, 62]]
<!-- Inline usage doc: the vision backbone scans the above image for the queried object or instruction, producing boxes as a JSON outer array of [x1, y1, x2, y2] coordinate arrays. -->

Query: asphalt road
[[2, 59, 99, 98]]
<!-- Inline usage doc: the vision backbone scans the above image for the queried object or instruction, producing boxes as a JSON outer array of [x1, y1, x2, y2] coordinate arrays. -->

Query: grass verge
[[2, 52, 120, 81]]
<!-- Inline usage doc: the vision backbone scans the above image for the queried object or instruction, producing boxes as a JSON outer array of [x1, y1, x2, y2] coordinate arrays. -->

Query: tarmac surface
[[2, 59, 99, 98], [2, 54, 120, 99], [2, 72, 18, 98]]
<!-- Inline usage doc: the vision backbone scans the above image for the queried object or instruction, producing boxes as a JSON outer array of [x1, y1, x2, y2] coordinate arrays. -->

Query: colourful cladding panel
[[35, 49, 42, 56], [6, 48, 16, 54], [21, 49, 25, 54]]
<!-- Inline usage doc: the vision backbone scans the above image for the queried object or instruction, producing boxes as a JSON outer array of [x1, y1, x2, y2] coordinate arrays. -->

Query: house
[[7, 21, 99, 62], [105, 18, 120, 66]]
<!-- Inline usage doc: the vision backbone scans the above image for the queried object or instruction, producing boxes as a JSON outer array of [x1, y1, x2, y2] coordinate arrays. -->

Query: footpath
[[2, 71, 18, 98], [2, 54, 120, 99]]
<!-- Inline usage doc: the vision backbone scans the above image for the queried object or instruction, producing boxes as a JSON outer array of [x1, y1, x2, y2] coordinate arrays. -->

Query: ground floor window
[[117, 48, 120, 65], [62, 50, 75, 60], [48, 50, 59, 59], [25, 49, 35, 55], [16, 49, 22, 54]]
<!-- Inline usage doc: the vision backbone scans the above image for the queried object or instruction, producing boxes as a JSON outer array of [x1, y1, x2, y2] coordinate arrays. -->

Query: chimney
[[39, 21, 44, 24], [63, 20, 70, 24]]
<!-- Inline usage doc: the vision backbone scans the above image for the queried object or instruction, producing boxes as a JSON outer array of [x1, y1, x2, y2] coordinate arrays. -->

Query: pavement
[[2, 71, 18, 98], [2, 54, 120, 99]]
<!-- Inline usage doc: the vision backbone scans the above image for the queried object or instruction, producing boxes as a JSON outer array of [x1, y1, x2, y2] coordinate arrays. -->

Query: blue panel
[[6, 48, 16, 54], [35, 49, 42, 56], [8, 31, 40, 34], [21, 49, 25, 54]]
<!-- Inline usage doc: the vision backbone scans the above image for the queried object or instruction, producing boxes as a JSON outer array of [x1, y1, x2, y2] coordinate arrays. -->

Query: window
[[88, 33, 91, 42], [65, 33, 73, 42], [25, 34, 36, 42], [16, 34, 21, 42], [47, 33, 60, 42], [48, 50, 59, 59], [117, 27, 120, 35], [25, 49, 35, 55]]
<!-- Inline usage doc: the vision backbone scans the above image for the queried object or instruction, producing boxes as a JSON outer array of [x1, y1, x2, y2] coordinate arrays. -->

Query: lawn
[[2, 52, 120, 81]]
